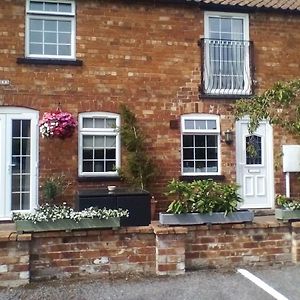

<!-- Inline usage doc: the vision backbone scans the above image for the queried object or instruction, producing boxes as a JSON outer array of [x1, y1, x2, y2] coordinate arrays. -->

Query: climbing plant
[[118, 104, 156, 190], [234, 79, 300, 134]]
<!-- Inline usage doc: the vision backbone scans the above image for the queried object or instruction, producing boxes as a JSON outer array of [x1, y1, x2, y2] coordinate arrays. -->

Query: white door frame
[[236, 119, 274, 209], [0, 107, 39, 220]]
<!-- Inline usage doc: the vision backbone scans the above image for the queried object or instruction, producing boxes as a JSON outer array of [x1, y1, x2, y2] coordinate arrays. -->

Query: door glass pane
[[246, 135, 262, 165]]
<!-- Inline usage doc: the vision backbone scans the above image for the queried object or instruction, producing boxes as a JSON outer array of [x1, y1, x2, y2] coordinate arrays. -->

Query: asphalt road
[[0, 266, 299, 300]]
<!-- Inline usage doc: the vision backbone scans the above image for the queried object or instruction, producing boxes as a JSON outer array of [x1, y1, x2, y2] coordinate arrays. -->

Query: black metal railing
[[200, 38, 253, 96]]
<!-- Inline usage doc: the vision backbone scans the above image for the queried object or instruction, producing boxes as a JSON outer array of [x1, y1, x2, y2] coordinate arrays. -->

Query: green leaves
[[166, 179, 242, 215]]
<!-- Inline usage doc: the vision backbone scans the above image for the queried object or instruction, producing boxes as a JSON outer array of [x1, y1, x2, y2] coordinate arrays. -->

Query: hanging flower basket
[[39, 109, 77, 139]]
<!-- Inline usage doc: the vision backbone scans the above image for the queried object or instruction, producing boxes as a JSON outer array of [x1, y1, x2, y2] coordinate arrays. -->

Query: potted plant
[[275, 194, 300, 221], [159, 179, 254, 225], [13, 203, 129, 233]]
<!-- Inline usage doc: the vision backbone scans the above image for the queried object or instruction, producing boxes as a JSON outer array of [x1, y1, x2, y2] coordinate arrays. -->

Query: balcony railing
[[200, 38, 253, 96]]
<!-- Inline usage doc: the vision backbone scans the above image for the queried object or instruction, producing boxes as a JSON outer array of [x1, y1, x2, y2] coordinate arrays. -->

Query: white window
[[203, 12, 250, 95], [78, 113, 121, 177], [181, 114, 221, 175], [26, 0, 76, 59]]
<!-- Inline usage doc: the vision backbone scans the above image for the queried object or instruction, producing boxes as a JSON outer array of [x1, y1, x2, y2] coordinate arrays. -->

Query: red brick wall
[[1, 1, 300, 209]]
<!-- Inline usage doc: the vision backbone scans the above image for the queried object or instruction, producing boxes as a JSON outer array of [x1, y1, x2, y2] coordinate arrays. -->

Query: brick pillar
[[292, 222, 300, 263], [154, 226, 187, 276], [0, 232, 31, 287]]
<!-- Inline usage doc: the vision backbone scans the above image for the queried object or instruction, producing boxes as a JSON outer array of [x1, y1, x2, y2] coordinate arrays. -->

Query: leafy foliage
[[12, 203, 129, 224], [41, 174, 70, 203], [118, 104, 156, 190], [276, 194, 300, 211], [234, 80, 300, 134], [166, 179, 242, 215]]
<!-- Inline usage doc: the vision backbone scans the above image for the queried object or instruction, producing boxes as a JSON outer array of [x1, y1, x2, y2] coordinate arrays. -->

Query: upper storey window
[[202, 12, 252, 96], [26, 0, 76, 59]]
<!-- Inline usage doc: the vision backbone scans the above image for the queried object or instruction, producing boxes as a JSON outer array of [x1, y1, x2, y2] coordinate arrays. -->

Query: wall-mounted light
[[224, 129, 234, 144]]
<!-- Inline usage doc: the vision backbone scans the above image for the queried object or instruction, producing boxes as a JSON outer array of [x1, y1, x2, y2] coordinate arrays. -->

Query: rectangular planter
[[275, 208, 300, 221], [15, 217, 120, 233], [159, 210, 254, 225]]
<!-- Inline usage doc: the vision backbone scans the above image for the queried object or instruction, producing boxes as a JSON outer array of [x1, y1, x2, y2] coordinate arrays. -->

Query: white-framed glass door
[[0, 108, 39, 220], [236, 119, 274, 208]]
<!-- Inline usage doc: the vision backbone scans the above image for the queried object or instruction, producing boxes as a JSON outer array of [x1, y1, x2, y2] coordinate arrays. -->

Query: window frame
[[25, 0, 76, 60], [78, 112, 121, 178], [181, 114, 221, 176], [203, 11, 250, 95]]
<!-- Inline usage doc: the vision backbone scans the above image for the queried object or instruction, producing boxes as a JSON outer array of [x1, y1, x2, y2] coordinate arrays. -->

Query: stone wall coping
[[291, 221, 300, 228], [153, 224, 188, 235], [0, 231, 32, 242]]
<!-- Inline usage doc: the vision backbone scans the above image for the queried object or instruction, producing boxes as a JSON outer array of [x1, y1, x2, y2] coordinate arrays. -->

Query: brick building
[[0, 0, 300, 220]]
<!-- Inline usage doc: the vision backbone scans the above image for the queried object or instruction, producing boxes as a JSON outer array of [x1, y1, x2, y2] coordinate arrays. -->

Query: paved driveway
[[0, 266, 299, 300]]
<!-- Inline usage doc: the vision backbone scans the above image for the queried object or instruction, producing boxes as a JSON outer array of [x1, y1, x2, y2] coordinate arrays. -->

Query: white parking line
[[237, 269, 289, 300]]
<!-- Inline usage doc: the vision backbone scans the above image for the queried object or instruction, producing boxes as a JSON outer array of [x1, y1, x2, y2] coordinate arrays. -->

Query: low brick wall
[[1, 218, 300, 286], [0, 232, 31, 287]]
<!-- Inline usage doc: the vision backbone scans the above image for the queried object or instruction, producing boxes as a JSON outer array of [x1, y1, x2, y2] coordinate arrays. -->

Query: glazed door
[[236, 120, 274, 208], [0, 109, 38, 219]]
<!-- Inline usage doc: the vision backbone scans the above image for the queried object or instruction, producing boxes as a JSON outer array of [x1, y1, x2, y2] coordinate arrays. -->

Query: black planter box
[[77, 188, 151, 226]]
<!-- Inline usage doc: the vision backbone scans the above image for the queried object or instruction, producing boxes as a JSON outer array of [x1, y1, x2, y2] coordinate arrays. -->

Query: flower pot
[[275, 208, 300, 221], [15, 217, 120, 233], [159, 210, 254, 225]]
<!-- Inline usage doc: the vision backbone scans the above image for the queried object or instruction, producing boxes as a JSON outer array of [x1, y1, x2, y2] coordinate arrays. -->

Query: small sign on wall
[[282, 145, 300, 172], [0, 80, 10, 85]]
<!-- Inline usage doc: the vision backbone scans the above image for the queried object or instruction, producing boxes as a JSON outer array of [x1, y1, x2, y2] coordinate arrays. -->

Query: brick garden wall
[[2, 220, 300, 286], [1, 1, 300, 210]]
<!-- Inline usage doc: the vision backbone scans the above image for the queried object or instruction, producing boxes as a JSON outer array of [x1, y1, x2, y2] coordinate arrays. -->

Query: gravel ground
[[0, 266, 299, 300]]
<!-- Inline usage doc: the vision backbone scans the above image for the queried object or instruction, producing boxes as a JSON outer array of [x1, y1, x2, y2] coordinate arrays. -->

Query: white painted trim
[[237, 269, 288, 300], [78, 112, 121, 177], [25, 0, 76, 59], [181, 114, 221, 176]]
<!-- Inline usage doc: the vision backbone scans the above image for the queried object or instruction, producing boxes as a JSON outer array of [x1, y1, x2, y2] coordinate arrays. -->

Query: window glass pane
[[106, 161, 115, 172], [59, 3, 72, 13], [195, 120, 206, 130], [94, 118, 105, 128], [207, 161, 218, 172], [195, 161, 206, 172], [30, 31, 43, 43], [94, 162, 104, 172], [58, 33, 71, 44], [184, 120, 194, 130], [106, 118, 116, 128], [209, 17, 219, 32], [21, 193, 30, 210], [221, 18, 231, 33], [195, 135, 205, 147], [11, 193, 20, 210], [22, 139, 31, 155], [58, 45, 71, 56], [207, 135, 217, 147], [44, 20, 57, 31], [12, 139, 21, 155], [94, 149, 104, 159], [207, 120, 217, 130], [106, 136, 116, 147], [183, 161, 194, 173], [12, 175, 21, 192], [232, 19, 243, 35], [94, 136, 104, 147], [29, 1, 43, 11], [12, 120, 21, 137], [45, 2, 58, 12], [44, 44, 57, 55], [22, 175, 31, 192], [12, 157, 21, 174], [183, 135, 193, 147], [22, 157, 31, 174], [183, 149, 194, 160], [195, 148, 205, 159], [58, 21, 71, 32], [83, 118, 93, 128], [44, 32, 57, 43], [207, 148, 218, 159], [30, 19, 43, 30], [83, 136, 93, 147], [83, 149, 93, 159], [83, 161, 93, 172], [29, 43, 43, 54], [106, 149, 116, 159]]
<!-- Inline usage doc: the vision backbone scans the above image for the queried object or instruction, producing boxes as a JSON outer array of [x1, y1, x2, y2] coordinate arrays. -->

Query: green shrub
[[166, 179, 242, 215]]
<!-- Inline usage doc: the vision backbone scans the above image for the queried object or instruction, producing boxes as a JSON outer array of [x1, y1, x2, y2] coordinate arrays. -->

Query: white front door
[[0, 108, 39, 220], [236, 120, 274, 208]]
